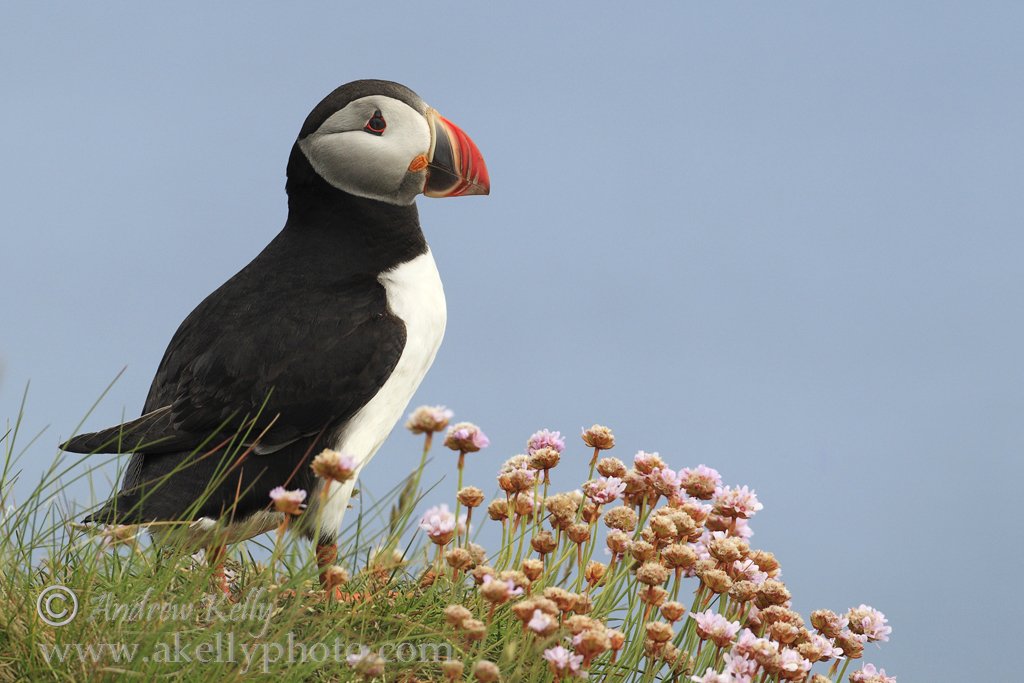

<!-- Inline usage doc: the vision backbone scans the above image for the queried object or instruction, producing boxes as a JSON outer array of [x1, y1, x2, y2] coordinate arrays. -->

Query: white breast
[[313, 248, 447, 538]]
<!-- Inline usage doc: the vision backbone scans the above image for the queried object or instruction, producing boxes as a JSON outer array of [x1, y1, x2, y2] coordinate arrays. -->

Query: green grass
[[0, 391, 891, 683]]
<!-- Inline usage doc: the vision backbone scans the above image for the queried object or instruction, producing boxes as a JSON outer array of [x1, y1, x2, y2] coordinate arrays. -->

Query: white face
[[298, 95, 432, 205]]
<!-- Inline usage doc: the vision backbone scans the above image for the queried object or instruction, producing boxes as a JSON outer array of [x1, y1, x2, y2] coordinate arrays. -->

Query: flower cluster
[[400, 415, 894, 682]]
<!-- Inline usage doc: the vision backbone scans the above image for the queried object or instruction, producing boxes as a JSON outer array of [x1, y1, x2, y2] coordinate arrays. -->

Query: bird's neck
[[283, 146, 427, 275]]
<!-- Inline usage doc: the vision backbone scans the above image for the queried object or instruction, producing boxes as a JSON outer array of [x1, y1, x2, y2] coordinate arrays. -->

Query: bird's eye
[[364, 109, 386, 136]]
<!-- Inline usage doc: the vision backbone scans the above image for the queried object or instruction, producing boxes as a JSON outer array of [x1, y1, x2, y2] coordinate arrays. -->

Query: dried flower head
[[661, 601, 687, 622], [445, 547, 474, 571], [457, 486, 485, 508], [749, 549, 781, 577], [699, 568, 733, 594], [645, 620, 675, 643], [662, 543, 698, 570], [638, 585, 669, 606], [528, 447, 561, 471], [637, 561, 670, 586], [311, 449, 357, 483], [531, 530, 558, 555], [604, 505, 639, 532], [679, 464, 722, 500], [729, 580, 758, 603], [444, 422, 490, 453], [472, 660, 500, 682], [605, 529, 630, 555], [444, 604, 472, 628], [628, 539, 656, 563], [487, 499, 510, 521], [810, 609, 847, 639], [268, 487, 307, 516], [584, 561, 606, 586], [322, 565, 349, 589], [633, 450, 665, 474], [522, 558, 544, 582], [471, 564, 495, 585], [596, 456, 627, 478], [441, 660, 465, 681], [834, 630, 865, 659], [543, 587, 578, 613], [581, 424, 615, 450], [756, 580, 792, 608], [463, 618, 488, 641], [567, 522, 590, 545], [405, 405, 453, 434]]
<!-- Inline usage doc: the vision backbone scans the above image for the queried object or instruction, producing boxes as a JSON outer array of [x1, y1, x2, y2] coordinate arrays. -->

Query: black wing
[[62, 263, 406, 459]]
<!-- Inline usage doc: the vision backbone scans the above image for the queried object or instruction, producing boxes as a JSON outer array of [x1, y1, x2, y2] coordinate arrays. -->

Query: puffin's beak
[[423, 109, 490, 197]]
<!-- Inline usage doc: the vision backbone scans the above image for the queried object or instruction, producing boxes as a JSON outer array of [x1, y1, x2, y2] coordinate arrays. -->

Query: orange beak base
[[424, 112, 490, 197]]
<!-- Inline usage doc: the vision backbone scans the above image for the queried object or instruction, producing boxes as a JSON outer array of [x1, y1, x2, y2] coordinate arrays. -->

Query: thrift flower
[[712, 485, 764, 519], [528, 429, 565, 455], [269, 487, 306, 515], [543, 645, 583, 676], [528, 609, 557, 635], [405, 405, 453, 434], [419, 504, 457, 545], [444, 422, 490, 452], [345, 648, 385, 677], [690, 609, 741, 647], [583, 476, 626, 504], [311, 449, 357, 483], [848, 604, 892, 642], [581, 424, 615, 450], [679, 464, 722, 499], [850, 663, 897, 683]]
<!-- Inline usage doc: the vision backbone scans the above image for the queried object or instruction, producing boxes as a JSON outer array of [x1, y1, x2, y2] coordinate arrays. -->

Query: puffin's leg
[[207, 544, 231, 595], [315, 541, 338, 588]]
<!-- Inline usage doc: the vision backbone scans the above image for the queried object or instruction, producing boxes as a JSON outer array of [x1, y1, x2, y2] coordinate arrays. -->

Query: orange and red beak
[[423, 109, 490, 197]]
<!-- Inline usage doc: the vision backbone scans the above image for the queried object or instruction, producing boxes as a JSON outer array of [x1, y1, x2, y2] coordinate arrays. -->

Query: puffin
[[60, 79, 489, 586]]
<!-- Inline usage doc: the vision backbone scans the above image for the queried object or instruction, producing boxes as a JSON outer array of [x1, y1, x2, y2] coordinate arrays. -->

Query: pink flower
[[809, 633, 844, 660], [528, 609, 556, 635], [527, 429, 565, 455], [483, 573, 523, 598], [419, 504, 456, 544], [405, 405, 453, 434], [679, 464, 722, 501], [689, 609, 741, 647], [584, 476, 626, 505], [444, 422, 490, 452], [778, 649, 812, 676], [690, 670, 734, 683], [311, 449, 358, 482], [848, 604, 892, 642], [712, 485, 763, 519], [543, 646, 583, 675], [633, 450, 663, 473], [732, 558, 768, 585], [850, 663, 897, 683], [649, 467, 681, 497], [269, 486, 307, 515], [724, 652, 758, 680]]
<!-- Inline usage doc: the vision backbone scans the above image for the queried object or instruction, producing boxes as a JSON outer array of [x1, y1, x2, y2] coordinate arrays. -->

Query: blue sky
[[2, 3, 1022, 678]]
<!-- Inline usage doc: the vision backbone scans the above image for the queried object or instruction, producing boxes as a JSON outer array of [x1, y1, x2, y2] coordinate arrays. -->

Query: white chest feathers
[[312, 249, 446, 538], [341, 248, 446, 461]]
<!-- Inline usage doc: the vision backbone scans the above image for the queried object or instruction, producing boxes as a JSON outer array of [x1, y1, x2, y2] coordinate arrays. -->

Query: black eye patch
[[364, 109, 386, 135]]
